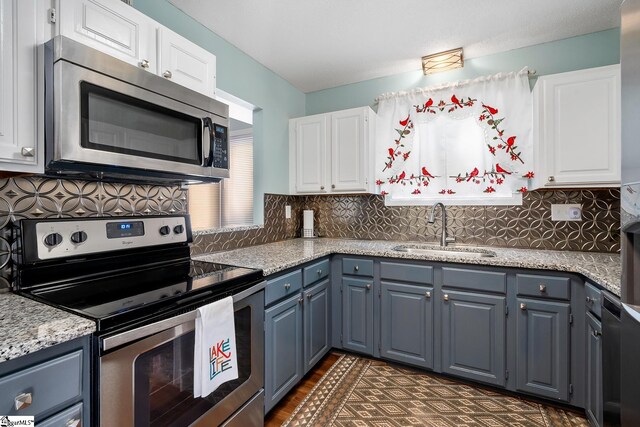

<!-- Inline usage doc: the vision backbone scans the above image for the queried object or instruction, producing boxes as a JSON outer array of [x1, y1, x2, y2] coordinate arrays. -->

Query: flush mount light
[[422, 47, 464, 75]]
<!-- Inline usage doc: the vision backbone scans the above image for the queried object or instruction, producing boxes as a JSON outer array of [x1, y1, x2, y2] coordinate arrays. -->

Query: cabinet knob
[[539, 284, 547, 293], [366, 284, 372, 290], [520, 303, 527, 311], [283, 283, 291, 290], [307, 293, 312, 300], [425, 291, 432, 298], [354, 265, 359, 272], [66, 419, 81, 427], [320, 186, 325, 190], [548, 176, 555, 182], [139, 59, 150, 69], [14, 392, 32, 411], [443, 294, 449, 301], [298, 297, 303, 304], [163, 70, 172, 79], [317, 269, 322, 275], [21, 147, 35, 157], [592, 330, 602, 338], [331, 184, 336, 189], [586, 296, 594, 304]]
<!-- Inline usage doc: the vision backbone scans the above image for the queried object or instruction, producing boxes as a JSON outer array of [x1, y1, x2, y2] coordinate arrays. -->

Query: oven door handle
[[102, 280, 266, 352], [202, 117, 214, 167]]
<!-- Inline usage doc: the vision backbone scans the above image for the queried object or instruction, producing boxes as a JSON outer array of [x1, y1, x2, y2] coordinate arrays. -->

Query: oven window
[[80, 82, 202, 165], [133, 307, 252, 426]]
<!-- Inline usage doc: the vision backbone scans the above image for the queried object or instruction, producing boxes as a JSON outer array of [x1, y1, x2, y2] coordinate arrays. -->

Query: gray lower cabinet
[[441, 290, 506, 386], [264, 293, 303, 413], [303, 279, 330, 374], [342, 277, 374, 355], [380, 281, 434, 369], [516, 298, 570, 401], [586, 312, 603, 427]]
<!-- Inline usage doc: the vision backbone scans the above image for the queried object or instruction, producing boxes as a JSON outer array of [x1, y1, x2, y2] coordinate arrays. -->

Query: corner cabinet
[[289, 107, 376, 195], [56, 0, 217, 97], [0, 0, 47, 174], [534, 65, 620, 188]]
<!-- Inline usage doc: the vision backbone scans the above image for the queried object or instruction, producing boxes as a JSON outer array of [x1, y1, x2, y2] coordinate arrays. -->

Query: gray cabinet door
[[303, 279, 330, 374], [380, 281, 434, 369], [516, 298, 570, 401], [342, 277, 374, 355], [441, 290, 506, 386], [586, 312, 603, 427], [264, 293, 303, 412]]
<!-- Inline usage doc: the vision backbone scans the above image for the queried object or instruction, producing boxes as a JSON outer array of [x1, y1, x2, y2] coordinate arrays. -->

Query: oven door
[[99, 289, 264, 427], [48, 57, 229, 181]]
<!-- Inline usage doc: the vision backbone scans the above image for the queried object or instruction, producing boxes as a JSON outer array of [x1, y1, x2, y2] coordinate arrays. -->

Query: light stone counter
[[0, 293, 96, 363], [194, 238, 621, 296]]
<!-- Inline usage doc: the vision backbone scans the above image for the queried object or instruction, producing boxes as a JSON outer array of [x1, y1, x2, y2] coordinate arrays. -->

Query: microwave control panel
[[212, 124, 228, 169]]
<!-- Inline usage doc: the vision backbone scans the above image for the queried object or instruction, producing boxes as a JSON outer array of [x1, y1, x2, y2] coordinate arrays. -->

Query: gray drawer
[[303, 259, 330, 287], [39, 403, 83, 427], [342, 258, 373, 277], [380, 262, 433, 285], [442, 267, 506, 293], [266, 270, 302, 306], [585, 282, 602, 318], [0, 350, 83, 419], [517, 274, 570, 300]]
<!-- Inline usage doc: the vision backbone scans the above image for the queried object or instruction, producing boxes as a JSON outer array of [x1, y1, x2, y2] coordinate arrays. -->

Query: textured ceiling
[[169, 0, 621, 93]]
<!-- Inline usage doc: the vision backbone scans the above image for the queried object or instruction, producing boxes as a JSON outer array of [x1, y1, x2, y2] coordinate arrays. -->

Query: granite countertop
[[194, 238, 622, 296], [0, 293, 96, 363]]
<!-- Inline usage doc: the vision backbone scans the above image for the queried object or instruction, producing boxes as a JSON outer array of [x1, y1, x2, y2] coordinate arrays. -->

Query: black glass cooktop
[[19, 259, 263, 332]]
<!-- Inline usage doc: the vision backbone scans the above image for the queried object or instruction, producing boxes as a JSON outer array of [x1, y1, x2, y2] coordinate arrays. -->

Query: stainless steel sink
[[392, 245, 497, 258]]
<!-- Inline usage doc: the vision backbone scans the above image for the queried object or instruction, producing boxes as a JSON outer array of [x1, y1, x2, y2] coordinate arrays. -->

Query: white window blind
[[188, 129, 254, 230]]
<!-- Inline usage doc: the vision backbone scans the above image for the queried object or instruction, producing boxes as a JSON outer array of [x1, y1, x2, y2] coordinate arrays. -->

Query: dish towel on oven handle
[[193, 296, 239, 398]]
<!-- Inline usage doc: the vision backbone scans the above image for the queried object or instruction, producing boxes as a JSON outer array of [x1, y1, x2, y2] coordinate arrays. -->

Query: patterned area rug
[[282, 354, 588, 427]]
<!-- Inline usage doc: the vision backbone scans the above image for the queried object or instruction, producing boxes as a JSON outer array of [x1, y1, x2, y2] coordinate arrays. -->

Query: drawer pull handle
[[443, 294, 449, 301], [21, 147, 35, 157], [366, 284, 372, 290], [592, 330, 601, 338], [586, 296, 594, 304], [548, 176, 555, 182], [354, 265, 359, 272], [307, 293, 312, 300], [163, 70, 172, 79], [284, 283, 291, 290], [66, 419, 81, 427], [320, 186, 325, 190], [139, 59, 150, 69], [298, 297, 304, 304], [317, 269, 322, 275], [425, 291, 431, 298], [14, 392, 32, 411], [520, 303, 527, 311], [539, 284, 546, 293]]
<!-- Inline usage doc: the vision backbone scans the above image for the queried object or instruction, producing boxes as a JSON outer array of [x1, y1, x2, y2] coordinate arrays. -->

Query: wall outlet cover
[[551, 204, 582, 221], [285, 205, 292, 219]]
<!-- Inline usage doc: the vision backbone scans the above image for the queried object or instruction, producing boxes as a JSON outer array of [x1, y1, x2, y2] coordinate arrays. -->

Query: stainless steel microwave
[[44, 36, 229, 184]]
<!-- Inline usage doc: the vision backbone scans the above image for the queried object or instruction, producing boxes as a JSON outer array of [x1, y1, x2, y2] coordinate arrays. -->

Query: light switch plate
[[551, 204, 582, 221], [285, 205, 292, 219]]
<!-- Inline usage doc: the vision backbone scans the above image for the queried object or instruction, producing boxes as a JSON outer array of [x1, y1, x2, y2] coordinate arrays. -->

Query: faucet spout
[[428, 202, 454, 247]]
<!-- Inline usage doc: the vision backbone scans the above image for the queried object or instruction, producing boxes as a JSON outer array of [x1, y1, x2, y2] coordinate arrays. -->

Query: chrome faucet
[[428, 202, 455, 247]]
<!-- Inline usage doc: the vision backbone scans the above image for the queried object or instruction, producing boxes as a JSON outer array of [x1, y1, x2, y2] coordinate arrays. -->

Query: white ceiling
[[169, 0, 621, 93]]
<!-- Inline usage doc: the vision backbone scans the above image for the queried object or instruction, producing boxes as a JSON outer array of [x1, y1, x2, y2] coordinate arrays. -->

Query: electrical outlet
[[551, 204, 582, 221], [285, 205, 291, 219]]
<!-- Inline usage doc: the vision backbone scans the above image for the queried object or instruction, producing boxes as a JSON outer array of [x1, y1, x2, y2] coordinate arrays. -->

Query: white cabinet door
[[57, 0, 157, 73], [157, 27, 216, 97], [0, 0, 41, 173], [331, 108, 368, 192], [536, 65, 620, 187], [292, 115, 328, 193]]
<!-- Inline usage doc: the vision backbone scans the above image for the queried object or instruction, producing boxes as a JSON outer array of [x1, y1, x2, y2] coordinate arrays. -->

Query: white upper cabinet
[[290, 107, 375, 195], [534, 65, 621, 188], [157, 27, 216, 97], [55, 0, 216, 97], [57, 0, 158, 73], [0, 0, 45, 174]]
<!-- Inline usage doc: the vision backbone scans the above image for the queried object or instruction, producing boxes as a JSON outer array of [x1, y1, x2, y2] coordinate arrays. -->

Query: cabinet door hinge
[[378, 342, 381, 352], [505, 370, 509, 380], [378, 289, 381, 298], [48, 8, 57, 24], [505, 306, 509, 316], [340, 285, 343, 293], [340, 334, 343, 344], [569, 383, 574, 395], [569, 313, 574, 325]]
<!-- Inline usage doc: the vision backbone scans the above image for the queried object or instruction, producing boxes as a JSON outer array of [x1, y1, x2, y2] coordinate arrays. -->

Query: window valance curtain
[[375, 69, 534, 204]]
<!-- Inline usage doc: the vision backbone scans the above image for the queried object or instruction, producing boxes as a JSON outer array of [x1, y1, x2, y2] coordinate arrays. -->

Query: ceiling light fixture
[[422, 47, 464, 75]]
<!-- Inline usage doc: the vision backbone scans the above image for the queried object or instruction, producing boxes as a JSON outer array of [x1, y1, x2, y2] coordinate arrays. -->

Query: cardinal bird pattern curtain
[[375, 69, 534, 204]]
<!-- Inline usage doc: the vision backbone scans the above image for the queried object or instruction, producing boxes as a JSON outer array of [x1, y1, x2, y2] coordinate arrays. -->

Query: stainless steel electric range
[[12, 215, 265, 427]]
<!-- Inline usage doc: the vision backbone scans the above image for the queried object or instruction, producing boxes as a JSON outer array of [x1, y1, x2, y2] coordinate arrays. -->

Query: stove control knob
[[173, 225, 184, 234], [70, 231, 88, 244], [159, 225, 171, 236], [43, 233, 63, 247]]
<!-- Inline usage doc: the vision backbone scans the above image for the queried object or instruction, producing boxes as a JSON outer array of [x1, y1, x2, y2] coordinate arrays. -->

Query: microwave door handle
[[202, 117, 214, 167]]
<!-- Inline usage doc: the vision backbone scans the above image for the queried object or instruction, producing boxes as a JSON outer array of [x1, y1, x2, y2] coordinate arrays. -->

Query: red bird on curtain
[[467, 167, 479, 181], [495, 164, 512, 175]]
